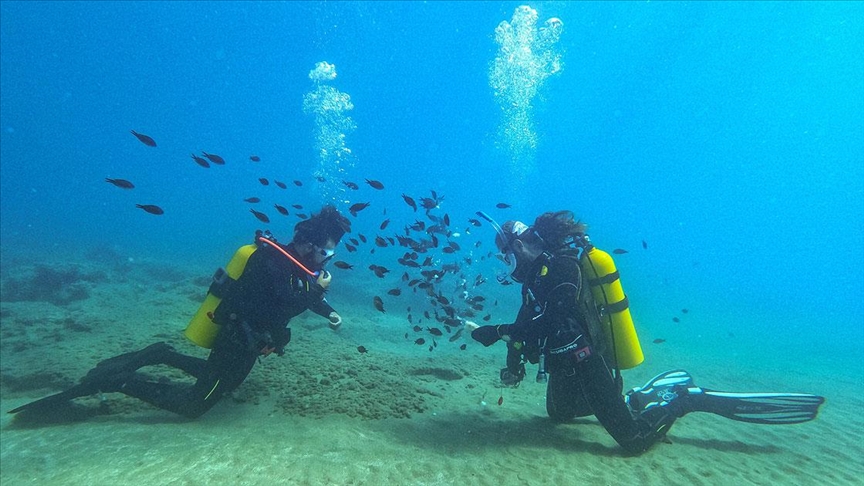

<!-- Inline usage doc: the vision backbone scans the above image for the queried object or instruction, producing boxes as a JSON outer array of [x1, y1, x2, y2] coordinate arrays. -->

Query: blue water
[[2, 2, 862, 360]]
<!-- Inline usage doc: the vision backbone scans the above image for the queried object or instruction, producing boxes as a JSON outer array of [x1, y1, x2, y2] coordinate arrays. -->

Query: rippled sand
[[1, 251, 860, 485]]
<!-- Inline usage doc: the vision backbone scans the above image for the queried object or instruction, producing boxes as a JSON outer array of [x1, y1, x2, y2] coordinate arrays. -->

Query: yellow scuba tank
[[184, 244, 258, 348], [580, 246, 644, 369]]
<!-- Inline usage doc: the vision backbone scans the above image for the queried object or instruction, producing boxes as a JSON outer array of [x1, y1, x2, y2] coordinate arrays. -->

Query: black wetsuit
[[501, 249, 676, 454], [115, 242, 335, 418]]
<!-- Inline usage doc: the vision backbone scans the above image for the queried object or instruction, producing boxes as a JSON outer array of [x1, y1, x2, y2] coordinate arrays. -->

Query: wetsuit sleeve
[[501, 306, 536, 342], [310, 295, 336, 318]]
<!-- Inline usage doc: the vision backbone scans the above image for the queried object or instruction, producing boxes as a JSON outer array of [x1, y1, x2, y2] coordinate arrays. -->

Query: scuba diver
[[469, 210, 825, 454], [9, 205, 351, 420]]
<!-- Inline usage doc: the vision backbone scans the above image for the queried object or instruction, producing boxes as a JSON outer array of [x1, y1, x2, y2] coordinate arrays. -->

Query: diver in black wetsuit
[[470, 210, 825, 454], [9, 205, 351, 419]]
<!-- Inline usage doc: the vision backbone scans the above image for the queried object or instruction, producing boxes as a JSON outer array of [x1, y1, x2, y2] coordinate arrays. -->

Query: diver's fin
[[625, 369, 694, 413], [7, 384, 97, 414], [686, 388, 825, 424], [7, 343, 173, 415]]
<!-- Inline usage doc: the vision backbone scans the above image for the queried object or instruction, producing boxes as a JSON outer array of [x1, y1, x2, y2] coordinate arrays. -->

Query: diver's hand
[[471, 324, 512, 347], [463, 320, 479, 332], [316, 271, 332, 289], [328, 311, 342, 330], [500, 365, 525, 387]]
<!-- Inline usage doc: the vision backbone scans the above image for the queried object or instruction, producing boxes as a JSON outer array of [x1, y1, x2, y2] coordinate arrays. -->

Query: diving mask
[[476, 211, 528, 283]]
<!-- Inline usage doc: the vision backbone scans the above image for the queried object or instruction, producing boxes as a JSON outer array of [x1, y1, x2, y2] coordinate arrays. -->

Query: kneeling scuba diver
[[469, 210, 825, 454], [9, 205, 351, 420]]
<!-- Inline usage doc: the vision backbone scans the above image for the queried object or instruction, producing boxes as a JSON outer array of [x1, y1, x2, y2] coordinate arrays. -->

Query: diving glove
[[316, 270, 332, 289], [328, 311, 342, 330], [471, 324, 511, 347]]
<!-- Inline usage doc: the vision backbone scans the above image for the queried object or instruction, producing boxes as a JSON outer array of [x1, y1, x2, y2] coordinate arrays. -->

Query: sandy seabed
[[1, 249, 862, 485]]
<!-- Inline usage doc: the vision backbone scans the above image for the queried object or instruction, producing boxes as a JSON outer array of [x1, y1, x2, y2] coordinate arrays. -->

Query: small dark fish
[[365, 179, 384, 190], [642, 240, 648, 249], [357, 346, 368, 354], [202, 152, 225, 165], [459, 343, 467, 350], [373, 296, 385, 312], [344, 180, 359, 190], [420, 197, 438, 210], [672, 317, 680, 323], [275, 181, 287, 189], [369, 264, 390, 278], [402, 194, 417, 212], [250, 155, 261, 162], [443, 214, 450, 226], [349, 202, 370, 217], [448, 328, 463, 342], [136, 204, 164, 215], [250, 209, 270, 223], [333, 261, 353, 270], [387, 288, 401, 296], [414, 338, 426, 345], [653, 338, 667, 344], [495, 203, 511, 209], [105, 178, 134, 189], [681, 308, 689, 314], [358, 234, 367, 243], [258, 178, 269, 186], [412, 325, 422, 332], [296, 213, 308, 219], [274, 204, 289, 216], [379, 219, 390, 230], [375, 236, 387, 247], [498, 395, 504, 406], [482, 314, 491, 321], [293, 180, 303, 186], [130, 130, 157, 147], [344, 243, 357, 253], [244, 197, 261, 203], [427, 327, 443, 337], [612, 249, 629, 255], [191, 154, 210, 168], [429, 345, 434, 352], [292, 204, 304, 210], [468, 218, 481, 227]]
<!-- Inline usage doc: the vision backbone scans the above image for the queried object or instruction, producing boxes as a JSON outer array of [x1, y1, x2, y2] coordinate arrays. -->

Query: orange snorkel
[[257, 237, 319, 277]]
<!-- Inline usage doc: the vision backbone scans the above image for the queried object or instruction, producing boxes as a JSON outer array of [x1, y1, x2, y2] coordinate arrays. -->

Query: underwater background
[[1, 2, 862, 485]]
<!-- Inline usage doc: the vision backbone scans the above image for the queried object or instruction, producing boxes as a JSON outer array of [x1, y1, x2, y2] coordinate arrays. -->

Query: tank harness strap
[[588, 270, 619, 287], [606, 295, 630, 314]]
